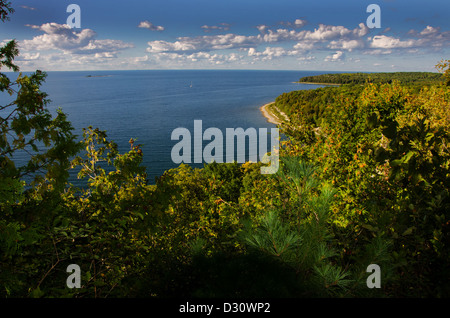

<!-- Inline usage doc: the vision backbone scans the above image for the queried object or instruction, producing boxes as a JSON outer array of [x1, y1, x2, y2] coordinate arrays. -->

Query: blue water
[[2, 70, 328, 185]]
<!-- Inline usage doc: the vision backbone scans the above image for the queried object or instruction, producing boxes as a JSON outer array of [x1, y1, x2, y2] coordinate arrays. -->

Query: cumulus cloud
[[146, 40, 198, 53], [147, 33, 260, 53], [328, 39, 364, 51], [292, 41, 315, 51], [248, 47, 285, 59], [353, 23, 370, 37], [248, 46, 301, 60], [294, 19, 307, 28], [140, 19, 450, 69], [365, 25, 450, 54], [304, 24, 352, 41], [415, 25, 450, 48], [0, 39, 13, 46], [16, 52, 40, 61], [369, 35, 416, 49], [143, 21, 379, 67], [280, 18, 307, 29], [22, 23, 96, 51], [20, 5, 37, 11], [21, 23, 133, 55], [187, 51, 241, 64], [297, 55, 315, 61], [256, 25, 269, 34], [420, 25, 439, 36], [147, 50, 244, 67], [138, 20, 165, 31], [201, 23, 231, 32], [17, 17, 450, 70], [145, 22, 374, 58], [324, 51, 344, 62], [74, 39, 134, 55]]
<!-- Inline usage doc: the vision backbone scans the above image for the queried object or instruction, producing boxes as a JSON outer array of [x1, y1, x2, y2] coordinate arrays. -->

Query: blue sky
[[2, 0, 450, 71]]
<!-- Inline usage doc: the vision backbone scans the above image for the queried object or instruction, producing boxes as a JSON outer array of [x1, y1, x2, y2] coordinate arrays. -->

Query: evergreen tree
[[241, 157, 352, 297]]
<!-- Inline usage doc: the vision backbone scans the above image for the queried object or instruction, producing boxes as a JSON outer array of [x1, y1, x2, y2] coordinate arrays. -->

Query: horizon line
[[3, 68, 441, 73]]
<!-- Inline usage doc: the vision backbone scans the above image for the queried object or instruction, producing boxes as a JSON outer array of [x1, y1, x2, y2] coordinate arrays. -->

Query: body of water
[[3, 70, 328, 185]]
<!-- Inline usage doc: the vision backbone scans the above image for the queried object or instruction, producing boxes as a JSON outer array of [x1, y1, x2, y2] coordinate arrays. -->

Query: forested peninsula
[[297, 71, 444, 85], [2, 3, 450, 299]]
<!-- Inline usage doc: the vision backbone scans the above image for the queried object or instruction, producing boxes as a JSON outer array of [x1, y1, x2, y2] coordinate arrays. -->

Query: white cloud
[[73, 39, 133, 55], [144, 20, 379, 63], [369, 35, 416, 49], [146, 22, 371, 57], [248, 46, 286, 59], [247, 46, 301, 61], [143, 22, 385, 67], [147, 33, 260, 53], [138, 21, 165, 31], [93, 52, 116, 59], [134, 55, 149, 63], [147, 50, 244, 67], [20, 5, 37, 11], [16, 52, 40, 61], [294, 19, 307, 28], [256, 25, 269, 34], [304, 24, 351, 41], [292, 41, 315, 51], [328, 39, 364, 51], [297, 55, 315, 61], [16, 16, 450, 71], [363, 49, 392, 55], [420, 25, 439, 36], [201, 23, 231, 32], [22, 23, 95, 51], [353, 23, 370, 37], [364, 26, 450, 54], [0, 39, 13, 46], [324, 51, 344, 62], [146, 40, 198, 53], [21, 23, 133, 55], [279, 18, 307, 29]]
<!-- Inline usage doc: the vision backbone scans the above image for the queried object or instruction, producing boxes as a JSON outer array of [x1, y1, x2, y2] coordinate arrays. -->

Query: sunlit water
[[1, 70, 328, 186]]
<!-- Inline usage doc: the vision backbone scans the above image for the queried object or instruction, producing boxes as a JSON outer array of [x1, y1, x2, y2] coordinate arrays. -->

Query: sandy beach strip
[[260, 102, 280, 125], [260, 102, 291, 125]]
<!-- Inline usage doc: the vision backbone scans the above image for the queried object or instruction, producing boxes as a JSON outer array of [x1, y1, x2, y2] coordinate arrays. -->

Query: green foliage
[[1, 70, 81, 193], [202, 161, 243, 202], [278, 70, 450, 297], [240, 159, 366, 297], [0, 1, 13, 23], [2, 3, 449, 298], [298, 72, 444, 86], [436, 59, 450, 86]]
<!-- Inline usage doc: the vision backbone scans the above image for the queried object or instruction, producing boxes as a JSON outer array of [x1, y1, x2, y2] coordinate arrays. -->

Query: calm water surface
[[3, 70, 328, 185]]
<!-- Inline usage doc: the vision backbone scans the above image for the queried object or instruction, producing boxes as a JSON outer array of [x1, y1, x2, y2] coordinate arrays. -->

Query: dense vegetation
[[298, 72, 444, 85], [1, 4, 449, 298]]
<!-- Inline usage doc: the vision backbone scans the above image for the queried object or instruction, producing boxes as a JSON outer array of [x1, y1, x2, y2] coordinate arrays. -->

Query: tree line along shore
[[297, 71, 444, 85]]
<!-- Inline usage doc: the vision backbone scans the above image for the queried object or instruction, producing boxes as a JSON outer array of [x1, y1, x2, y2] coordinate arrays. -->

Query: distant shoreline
[[295, 81, 341, 86], [86, 75, 112, 78]]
